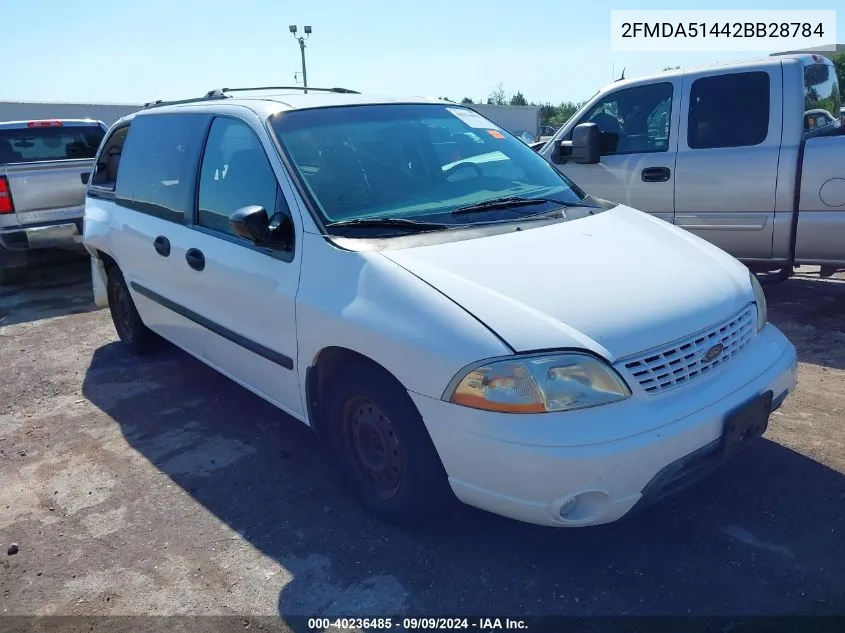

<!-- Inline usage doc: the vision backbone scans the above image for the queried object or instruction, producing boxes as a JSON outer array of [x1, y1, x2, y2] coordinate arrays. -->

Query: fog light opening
[[556, 490, 611, 523], [558, 496, 577, 519]]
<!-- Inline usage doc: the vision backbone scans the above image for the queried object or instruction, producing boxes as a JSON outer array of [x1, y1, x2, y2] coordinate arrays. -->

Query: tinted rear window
[[0, 124, 105, 164]]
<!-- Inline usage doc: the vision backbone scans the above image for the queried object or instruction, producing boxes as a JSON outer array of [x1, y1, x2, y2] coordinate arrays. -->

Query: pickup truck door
[[673, 68, 781, 259], [542, 79, 682, 223]]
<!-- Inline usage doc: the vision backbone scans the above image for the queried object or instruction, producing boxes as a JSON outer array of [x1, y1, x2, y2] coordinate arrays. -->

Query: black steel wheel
[[325, 362, 454, 524], [106, 266, 154, 354]]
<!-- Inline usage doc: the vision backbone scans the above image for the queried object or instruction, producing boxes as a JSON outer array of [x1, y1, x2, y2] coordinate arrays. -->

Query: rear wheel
[[325, 362, 454, 524], [106, 267, 154, 354]]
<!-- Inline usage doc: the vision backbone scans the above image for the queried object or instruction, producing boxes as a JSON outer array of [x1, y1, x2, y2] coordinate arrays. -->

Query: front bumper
[[410, 324, 798, 527]]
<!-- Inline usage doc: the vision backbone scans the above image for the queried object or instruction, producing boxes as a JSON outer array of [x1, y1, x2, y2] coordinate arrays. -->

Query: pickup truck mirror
[[80, 172, 91, 185], [552, 123, 601, 165], [229, 205, 294, 251]]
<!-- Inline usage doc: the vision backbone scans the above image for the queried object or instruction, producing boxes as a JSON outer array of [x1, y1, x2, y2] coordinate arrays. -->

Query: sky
[[3, 0, 842, 106]]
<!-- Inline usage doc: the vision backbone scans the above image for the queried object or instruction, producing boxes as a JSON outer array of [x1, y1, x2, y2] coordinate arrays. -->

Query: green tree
[[548, 101, 584, 127], [831, 53, 845, 102], [439, 96, 454, 102], [509, 91, 528, 106], [663, 65, 680, 71], [538, 102, 557, 124], [460, 97, 474, 104]]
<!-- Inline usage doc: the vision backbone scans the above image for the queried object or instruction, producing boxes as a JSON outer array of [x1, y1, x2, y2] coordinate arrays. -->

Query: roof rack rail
[[143, 93, 229, 109], [204, 86, 360, 97]]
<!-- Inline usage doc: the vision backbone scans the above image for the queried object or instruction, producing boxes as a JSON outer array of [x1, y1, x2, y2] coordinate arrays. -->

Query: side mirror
[[80, 172, 91, 185], [229, 205, 294, 251], [571, 123, 601, 164], [551, 122, 601, 165]]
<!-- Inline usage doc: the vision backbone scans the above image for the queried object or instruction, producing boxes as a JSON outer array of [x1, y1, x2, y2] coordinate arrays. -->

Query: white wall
[[466, 104, 540, 137]]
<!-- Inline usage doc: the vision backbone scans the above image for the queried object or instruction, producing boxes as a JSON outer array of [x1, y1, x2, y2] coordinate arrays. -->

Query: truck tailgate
[[1, 159, 92, 227]]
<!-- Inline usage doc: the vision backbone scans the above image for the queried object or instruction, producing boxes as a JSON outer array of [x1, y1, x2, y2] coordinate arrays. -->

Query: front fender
[[295, 232, 510, 400]]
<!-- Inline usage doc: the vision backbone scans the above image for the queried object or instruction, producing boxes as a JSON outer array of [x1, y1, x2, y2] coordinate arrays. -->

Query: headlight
[[749, 272, 768, 332], [443, 353, 631, 414]]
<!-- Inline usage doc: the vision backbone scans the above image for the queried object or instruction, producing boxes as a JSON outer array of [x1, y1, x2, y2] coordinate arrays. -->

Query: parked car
[[83, 88, 797, 528], [539, 54, 845, 281], [512, 129, 536, 144], [0, 119, 107, 283], [803, 108, 839, 132]]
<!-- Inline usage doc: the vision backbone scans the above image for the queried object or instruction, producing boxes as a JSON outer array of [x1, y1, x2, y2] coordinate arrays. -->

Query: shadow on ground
[[81, 338, 845, 626], [0, 253, 94, 327], [765, 276, 845, 371]]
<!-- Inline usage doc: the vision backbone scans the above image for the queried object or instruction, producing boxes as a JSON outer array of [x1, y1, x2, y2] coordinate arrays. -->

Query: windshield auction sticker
[[610, 10, 836, 52], [446, 108, 502, 130]]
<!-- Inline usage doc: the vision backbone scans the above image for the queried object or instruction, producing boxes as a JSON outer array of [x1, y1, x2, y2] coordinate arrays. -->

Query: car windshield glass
[[270, 104, 586, 230], [0, 124, 104, 164]]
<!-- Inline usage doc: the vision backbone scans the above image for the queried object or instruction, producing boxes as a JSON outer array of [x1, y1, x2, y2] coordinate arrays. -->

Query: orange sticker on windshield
[[487, 129, 505, 139]]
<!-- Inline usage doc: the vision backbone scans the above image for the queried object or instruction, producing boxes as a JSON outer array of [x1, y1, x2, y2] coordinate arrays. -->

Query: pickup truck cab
[[84, 89, 796, 527], [539, 54, 844, 279], [0, 119, 107, 283]]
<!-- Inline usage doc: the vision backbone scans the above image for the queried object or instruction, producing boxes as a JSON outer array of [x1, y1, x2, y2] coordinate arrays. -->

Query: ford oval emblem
[[702, 343, 724, 363]]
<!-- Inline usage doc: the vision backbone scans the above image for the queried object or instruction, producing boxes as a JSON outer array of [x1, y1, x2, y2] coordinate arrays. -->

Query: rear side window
[[0, 124, 104, 164], [687, 72, 770, 149], [91, 125, 130, 191], [115, 113, 209, 223]]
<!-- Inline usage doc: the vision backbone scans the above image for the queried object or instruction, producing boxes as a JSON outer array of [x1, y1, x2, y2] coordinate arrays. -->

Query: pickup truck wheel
[[325, 363, 454, 525], [106, 268, 154, 354], [755, 266, 792, 285]]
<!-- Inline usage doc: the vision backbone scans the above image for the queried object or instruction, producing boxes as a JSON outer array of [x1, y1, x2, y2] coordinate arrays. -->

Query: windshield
[[0, 124, 105, 164], [269, 104, 585, 231]]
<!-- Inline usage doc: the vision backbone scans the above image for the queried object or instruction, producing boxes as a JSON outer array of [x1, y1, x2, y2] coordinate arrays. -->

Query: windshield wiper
[[451, 196, 564, 216], [325, 217, 450, 235]]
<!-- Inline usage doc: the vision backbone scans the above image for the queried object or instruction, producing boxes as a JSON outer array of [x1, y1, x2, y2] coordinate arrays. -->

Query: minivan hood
[[382, 206, 753, 361]]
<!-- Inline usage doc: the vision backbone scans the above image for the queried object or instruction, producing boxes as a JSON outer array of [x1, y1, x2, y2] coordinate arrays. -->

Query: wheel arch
[[305, 346, 410, 443]]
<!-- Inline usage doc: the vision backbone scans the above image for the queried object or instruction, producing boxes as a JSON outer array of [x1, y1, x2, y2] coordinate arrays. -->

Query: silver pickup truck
[[539, 54, 844, 280], [0, 119, 106, 283]]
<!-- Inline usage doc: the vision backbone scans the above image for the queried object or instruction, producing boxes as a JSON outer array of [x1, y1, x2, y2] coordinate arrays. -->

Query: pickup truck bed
[[0, 119, 105, 283]]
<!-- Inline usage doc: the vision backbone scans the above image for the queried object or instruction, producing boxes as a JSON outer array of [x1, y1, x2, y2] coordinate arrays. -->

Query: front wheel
[[106, 267, 155, 354], [325, 363, 454, 524]]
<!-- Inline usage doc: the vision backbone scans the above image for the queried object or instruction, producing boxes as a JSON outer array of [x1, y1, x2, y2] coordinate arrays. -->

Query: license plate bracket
[[722, 390, 773, 458]]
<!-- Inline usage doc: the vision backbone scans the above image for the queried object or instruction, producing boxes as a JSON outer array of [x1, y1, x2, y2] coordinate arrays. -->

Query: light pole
[[289, 25, 311, 93]]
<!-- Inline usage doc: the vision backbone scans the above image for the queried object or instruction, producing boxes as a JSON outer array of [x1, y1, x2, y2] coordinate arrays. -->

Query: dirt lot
[[1, 257, 843, 627]]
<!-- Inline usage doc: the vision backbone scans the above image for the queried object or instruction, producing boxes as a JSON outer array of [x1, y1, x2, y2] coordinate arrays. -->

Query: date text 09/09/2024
[[307, 618, 529, 630], [621, 22, 825, 39]]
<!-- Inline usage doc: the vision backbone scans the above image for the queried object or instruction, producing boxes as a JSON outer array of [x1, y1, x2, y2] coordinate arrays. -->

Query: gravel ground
[[0, 257, 843, 629]]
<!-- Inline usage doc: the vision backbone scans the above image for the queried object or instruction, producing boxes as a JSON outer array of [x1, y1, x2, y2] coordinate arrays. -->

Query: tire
[[0, 267, 25, 286], [106, 267, 155, 354], [324, 362, 454, 525]]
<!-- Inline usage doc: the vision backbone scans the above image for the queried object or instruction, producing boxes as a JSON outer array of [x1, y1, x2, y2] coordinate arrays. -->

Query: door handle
[[153, 235, 171, 257], [641, 167, 671, 182], [185, 248, 205, 271]]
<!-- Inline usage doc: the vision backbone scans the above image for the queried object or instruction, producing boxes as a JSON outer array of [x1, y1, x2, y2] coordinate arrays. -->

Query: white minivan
[[83, 88, 798, 527]]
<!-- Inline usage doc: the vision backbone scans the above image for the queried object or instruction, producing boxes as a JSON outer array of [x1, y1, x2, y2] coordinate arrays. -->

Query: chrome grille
[[619, 306, 755, 394]]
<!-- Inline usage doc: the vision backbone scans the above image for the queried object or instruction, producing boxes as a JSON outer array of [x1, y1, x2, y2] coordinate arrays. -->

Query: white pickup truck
[[0, 119, 106, 283], [538, 54, 844, 280]]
